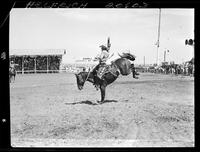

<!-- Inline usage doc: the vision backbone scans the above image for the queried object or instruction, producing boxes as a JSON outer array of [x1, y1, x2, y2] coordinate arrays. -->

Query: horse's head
[[75, 72, 87, 90]]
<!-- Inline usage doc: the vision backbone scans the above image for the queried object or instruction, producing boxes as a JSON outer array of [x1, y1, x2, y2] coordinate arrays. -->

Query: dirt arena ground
[[10, 72, 194, 147]]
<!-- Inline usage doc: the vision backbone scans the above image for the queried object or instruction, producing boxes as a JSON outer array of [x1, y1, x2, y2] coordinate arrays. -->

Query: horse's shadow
[[65, 100, 118, 105]]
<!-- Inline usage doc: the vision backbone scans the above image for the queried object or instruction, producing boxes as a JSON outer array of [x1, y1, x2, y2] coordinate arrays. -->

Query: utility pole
[[156, 8, 161, 66], [144, 56, 145, 66], [164, 50, 166, 62], [107, 37, 111, 50], [164, 49, 169, 63]]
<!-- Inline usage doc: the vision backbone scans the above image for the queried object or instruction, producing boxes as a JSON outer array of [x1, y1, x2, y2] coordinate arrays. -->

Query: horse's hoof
[[97, 101, 103, 104]]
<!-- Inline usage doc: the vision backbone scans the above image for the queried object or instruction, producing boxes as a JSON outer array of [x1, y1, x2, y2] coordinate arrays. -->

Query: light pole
[[164, 50, 166, 62], [185, 38, 194, 59], [164, 49, 169, 63]]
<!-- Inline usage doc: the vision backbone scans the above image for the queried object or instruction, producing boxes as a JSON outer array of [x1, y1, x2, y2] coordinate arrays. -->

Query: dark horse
[[9, 67, 16, 83], [75, 53, 138, 103]]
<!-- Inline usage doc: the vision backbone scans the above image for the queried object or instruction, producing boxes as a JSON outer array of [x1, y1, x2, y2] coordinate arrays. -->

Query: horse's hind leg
[[100, 85, 106, 103]]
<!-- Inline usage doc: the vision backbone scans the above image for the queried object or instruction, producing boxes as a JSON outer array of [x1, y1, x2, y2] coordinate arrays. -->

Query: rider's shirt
[[99, 50, 109, 64]]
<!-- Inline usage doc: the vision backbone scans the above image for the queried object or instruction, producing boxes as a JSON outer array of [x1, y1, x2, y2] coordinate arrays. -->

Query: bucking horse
[[75, 52, 139, 103]]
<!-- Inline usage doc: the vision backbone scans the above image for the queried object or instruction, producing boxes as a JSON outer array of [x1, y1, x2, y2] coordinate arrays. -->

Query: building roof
[[10, 49, 66, 56], [189, 57, 194, 64]]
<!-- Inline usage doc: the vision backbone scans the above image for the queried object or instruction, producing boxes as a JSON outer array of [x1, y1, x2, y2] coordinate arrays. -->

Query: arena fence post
[[22, 56, 24, 74], [47, 55, 49, 73], [34, 56, 36, 73]]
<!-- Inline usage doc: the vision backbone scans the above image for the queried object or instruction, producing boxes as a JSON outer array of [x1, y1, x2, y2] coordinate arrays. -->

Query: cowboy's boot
[[97, 67, 104, 79]]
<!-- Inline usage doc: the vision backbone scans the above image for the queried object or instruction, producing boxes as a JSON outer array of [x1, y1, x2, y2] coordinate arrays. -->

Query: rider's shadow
[[65, 100, 118, 105]]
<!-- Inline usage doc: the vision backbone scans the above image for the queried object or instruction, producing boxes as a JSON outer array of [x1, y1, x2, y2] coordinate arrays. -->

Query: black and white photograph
[[9, 8, 194, 147]]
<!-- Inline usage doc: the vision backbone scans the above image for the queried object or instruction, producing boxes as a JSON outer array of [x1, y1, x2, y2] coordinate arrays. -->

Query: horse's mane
[[118, 52, 136, 61]]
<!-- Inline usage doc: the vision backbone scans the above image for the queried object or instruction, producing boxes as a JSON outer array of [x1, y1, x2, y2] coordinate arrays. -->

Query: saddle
[[96, 63, 119, 79]]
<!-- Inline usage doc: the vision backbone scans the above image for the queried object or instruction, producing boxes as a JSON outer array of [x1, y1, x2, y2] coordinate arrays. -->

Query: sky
[[9, 8, 194, 64]]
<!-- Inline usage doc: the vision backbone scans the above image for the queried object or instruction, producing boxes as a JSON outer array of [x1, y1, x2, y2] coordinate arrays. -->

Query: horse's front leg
[[131, 64, 139, 79], [100, 85, 106, 103]]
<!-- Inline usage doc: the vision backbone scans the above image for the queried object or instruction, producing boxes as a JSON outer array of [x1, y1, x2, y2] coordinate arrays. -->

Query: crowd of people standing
[[140, 59, 194, 77]]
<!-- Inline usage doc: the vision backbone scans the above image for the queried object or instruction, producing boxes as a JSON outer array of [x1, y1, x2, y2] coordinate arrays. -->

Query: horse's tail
[[118, 52, 136, 61]]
